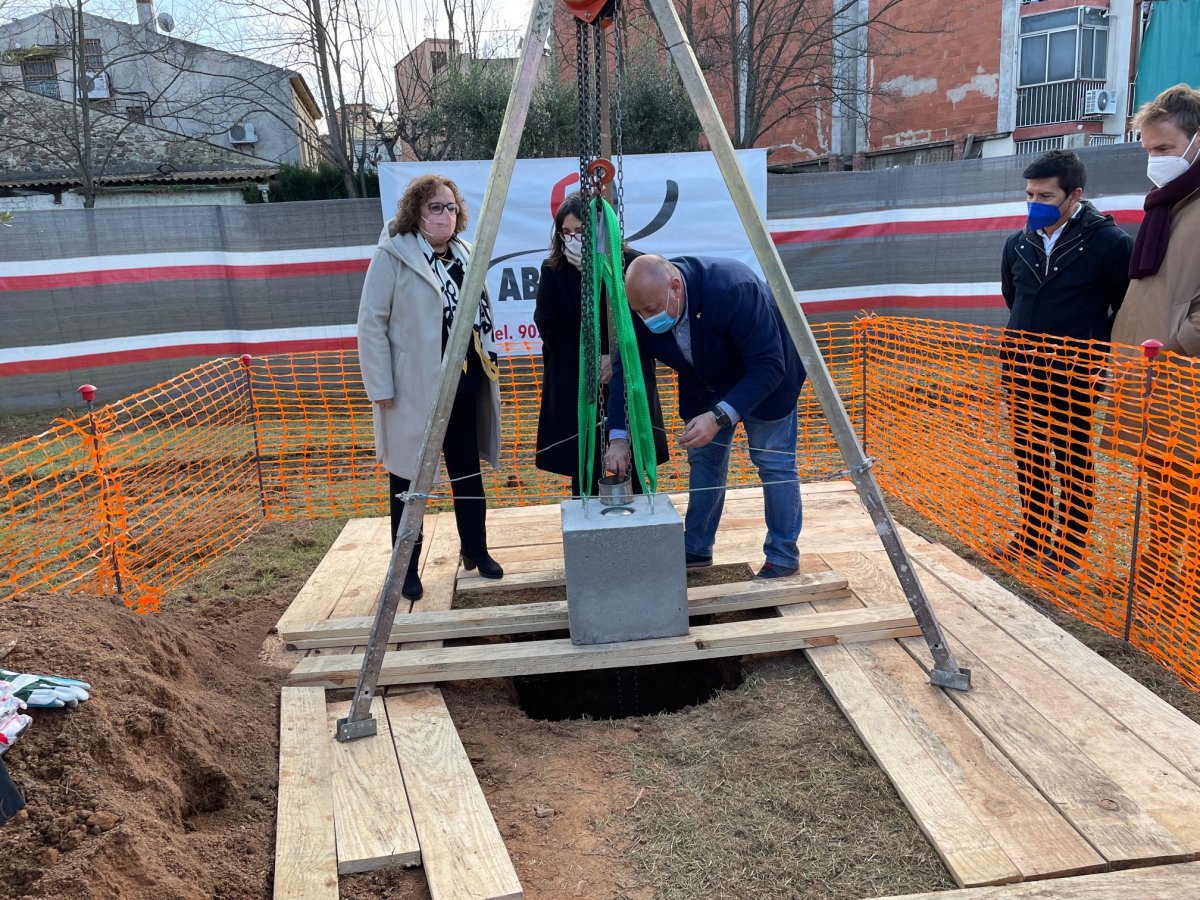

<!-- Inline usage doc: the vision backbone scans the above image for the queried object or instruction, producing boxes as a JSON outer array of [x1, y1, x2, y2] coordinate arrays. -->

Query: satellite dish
[[157, 12, 175, 33]]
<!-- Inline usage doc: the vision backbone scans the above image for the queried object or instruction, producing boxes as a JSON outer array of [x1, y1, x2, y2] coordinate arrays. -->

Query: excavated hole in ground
[[512, 653, 745, 720]]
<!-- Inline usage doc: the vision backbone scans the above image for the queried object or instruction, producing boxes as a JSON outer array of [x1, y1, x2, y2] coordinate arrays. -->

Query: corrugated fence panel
[[1, 145, 1150, 412]]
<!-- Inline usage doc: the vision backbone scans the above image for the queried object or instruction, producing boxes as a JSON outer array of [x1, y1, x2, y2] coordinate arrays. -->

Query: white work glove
[[0, 687, 31, 753], [0, 669, 91, 709]]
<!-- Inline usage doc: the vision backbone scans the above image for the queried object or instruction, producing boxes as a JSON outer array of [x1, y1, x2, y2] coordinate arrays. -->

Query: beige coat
[[1107, 188, 1200, 461], [1112, 187, 1200, 353], [356, 225, 501, 480]]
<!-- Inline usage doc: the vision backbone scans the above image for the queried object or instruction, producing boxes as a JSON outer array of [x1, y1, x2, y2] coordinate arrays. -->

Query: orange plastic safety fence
[[0, 328, 851, 613], [856, 315, 1200, 691], [8, 315, 1200, 693], [1, 358, 265, 612]]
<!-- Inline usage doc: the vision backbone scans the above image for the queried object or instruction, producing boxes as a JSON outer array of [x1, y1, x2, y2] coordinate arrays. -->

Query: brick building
[[754, 0, 1138, 170], [549, 0, 1142, 171]]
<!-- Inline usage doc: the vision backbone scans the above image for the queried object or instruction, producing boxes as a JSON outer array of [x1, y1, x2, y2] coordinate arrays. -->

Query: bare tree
[[675, 0, 912, 150], [1, 2, 325, 206]]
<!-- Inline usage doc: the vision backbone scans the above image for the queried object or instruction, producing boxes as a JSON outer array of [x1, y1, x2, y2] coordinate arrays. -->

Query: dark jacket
[[609, 256, 806, 431], [1001, 200, 1133, 342], [533, 251, 669, 477]]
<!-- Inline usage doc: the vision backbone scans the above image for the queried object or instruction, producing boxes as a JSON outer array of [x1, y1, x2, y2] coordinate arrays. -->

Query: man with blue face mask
[[1000, 149, 1133, 571], [604, 254, 806, 579]]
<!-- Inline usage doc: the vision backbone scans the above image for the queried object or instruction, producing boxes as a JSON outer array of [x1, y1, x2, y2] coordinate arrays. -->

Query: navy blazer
[[609, 256, 806, 432]]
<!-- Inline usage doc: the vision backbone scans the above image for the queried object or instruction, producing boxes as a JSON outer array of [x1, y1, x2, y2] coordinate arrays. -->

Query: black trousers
[[389, 391, 489, 574], [1005, 367, 1096, 555]]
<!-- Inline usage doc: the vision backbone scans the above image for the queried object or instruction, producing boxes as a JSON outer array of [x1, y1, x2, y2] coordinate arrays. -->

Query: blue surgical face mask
[[641, 288, 679, 334], [1026, 199, 1064, 232]]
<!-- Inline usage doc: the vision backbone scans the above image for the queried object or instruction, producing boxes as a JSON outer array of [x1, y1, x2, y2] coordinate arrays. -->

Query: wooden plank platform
[[280, 573, 850, 648], [870, 859, 1200, 899], [288, 605, 922, 687], [273, 479, 1200, 896], [793, 556, 1105, 887]]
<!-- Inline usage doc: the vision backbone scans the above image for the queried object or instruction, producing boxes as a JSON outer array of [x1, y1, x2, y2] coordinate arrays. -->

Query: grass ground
[[0, 409, 75, 447]]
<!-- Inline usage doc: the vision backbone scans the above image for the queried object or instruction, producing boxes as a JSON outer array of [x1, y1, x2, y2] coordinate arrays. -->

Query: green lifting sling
[[576, 196, 658, 497]]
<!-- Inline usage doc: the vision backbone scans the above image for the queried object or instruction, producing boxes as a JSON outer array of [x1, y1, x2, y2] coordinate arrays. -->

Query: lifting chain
[[576, 16, 599, 428], [574, 3, 627, 493]]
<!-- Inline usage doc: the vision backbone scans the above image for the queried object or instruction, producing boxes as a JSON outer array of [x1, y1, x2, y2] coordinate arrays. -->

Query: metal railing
[[1015, 136, 1067, 155], [1016, 79, 1107, 127], [1088, 134, 1120, 146]]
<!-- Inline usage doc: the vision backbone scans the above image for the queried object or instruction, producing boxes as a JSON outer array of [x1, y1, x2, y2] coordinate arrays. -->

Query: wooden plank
[[456, 515, 919, 595], [456, 568, 566, 594], [386, 690, 523, 900], [898, 551, 1200, 854], [869, 859, 1200, 899], [282, 573, 851, 648], [289, 606, 922, 687], [276, 518, 378, 632], [797, 610, 1024, 887], [476, 482, 852, 528], [462, 542, 564, 567], [479, 509, 880, 550], [274, 687, 338, 900], [888, 557, 1193, 865], [415, 514, 462, 616], [810, 555, 1106, 883], [902, 564, 1200, 859], [816, 556, 1104, 883], [329, 517, 393, 619], [912, 544, 1200, 788], [326, 698, 421, 875]]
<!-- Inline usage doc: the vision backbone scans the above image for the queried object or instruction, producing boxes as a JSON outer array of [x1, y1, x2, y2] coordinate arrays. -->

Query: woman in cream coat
[[357, 174, 503, 600]]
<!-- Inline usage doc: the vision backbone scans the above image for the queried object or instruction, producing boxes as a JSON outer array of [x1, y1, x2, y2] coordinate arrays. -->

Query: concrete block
[[561, 494, 688, 646]]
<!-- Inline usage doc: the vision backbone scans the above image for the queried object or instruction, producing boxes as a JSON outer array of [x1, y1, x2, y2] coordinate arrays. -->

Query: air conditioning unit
[[1084, 89, 1119, 116], [78, 72, 109, 100], [228, 122, 257, 144]]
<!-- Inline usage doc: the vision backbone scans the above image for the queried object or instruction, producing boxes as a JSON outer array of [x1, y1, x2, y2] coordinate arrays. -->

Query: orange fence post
[[77, 382, 123, 601], [239, 354, 268, 519], [854, 317, 869, 453]]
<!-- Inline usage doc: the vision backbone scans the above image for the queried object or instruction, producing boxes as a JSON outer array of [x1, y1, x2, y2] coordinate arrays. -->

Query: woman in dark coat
[[534, 192, 669, 496]]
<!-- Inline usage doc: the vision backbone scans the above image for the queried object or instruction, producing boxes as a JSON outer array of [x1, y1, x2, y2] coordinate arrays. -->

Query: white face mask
[[563, 233, 583, 269], [1147, 132, 1198, 188]]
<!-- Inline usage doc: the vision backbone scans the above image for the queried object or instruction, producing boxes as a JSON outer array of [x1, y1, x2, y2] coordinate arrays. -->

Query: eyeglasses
[[426, 202, 460, 215], [560, 228, 584, 237]]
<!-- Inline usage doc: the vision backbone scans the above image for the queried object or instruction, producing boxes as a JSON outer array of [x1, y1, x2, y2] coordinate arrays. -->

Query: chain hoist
[[565, 0, 638, 497]]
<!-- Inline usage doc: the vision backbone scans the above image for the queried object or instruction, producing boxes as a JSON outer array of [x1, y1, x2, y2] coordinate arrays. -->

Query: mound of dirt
[[0, 592, 288, 899]]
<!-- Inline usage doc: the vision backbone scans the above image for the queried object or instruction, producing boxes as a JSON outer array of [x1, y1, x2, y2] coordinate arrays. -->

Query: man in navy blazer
[[606, 254, 806, 578]]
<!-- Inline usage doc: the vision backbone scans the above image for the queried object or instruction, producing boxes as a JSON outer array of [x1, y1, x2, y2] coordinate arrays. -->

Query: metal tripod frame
[[338, 0, 967, 742]]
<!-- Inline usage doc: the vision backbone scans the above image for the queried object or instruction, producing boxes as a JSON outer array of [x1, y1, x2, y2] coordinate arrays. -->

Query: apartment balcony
[[1016, 80, 1107, 128]]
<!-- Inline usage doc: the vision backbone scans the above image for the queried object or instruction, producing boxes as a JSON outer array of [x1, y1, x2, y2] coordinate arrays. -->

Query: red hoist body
[[562, 0, 616, 26]]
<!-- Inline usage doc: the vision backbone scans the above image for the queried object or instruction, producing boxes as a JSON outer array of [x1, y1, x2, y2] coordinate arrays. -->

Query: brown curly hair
[[389, 174, 469, 237]]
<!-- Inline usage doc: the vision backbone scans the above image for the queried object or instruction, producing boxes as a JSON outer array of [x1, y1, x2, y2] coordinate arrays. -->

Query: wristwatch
[[710, 405, 732, 429]]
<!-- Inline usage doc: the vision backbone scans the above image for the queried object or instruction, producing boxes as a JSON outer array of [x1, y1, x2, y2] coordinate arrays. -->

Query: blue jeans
[[685, 409, 802, 568]]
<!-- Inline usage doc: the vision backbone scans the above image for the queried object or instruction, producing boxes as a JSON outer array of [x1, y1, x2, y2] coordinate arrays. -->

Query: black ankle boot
[[462, 552, 503, 579], [402, 570, 423, 600], [401, 537, 423, 600]]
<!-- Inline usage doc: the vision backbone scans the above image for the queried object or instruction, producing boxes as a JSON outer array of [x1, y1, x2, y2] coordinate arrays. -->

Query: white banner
[[378, 151, 767, 352]]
